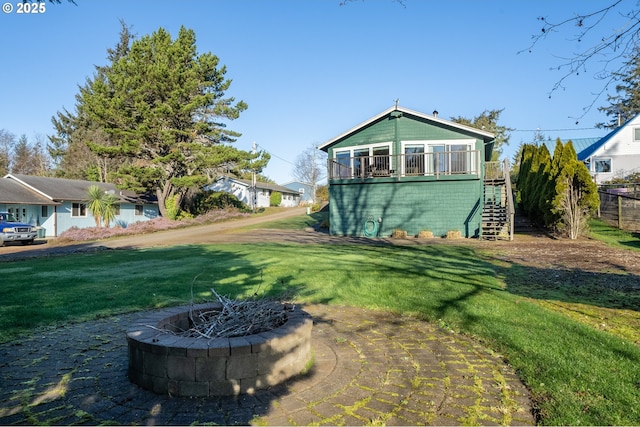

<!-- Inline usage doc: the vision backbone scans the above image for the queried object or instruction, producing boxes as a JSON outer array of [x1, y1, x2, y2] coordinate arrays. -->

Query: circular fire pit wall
[[126, 303, 313, 397]]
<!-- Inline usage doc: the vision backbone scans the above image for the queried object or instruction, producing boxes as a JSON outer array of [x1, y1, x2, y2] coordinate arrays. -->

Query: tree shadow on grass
[[493, 259, 640, 312]]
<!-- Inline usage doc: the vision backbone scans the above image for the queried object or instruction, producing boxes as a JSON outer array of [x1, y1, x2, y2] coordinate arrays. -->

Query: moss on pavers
[[0, 305, 535, 426]]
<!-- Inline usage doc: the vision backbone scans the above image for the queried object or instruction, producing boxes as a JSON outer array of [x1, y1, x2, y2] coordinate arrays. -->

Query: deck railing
[[327, 150, 481, 180], [484, 161, 506, 181]]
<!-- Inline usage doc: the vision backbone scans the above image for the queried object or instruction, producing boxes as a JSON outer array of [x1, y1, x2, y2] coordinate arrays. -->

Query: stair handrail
[[502, 158, 515, 241]]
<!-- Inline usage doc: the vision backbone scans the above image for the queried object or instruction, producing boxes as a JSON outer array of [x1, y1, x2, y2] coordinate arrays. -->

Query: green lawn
[[1, 215, 639, 425], [589, 218, 640, 251]]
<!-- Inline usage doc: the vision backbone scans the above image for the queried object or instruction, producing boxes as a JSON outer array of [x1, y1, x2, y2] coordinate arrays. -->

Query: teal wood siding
[[327, 115, 484, 157], [333, 117, 396, 150], [397, 116, 470, 141], [329, 178, 482, 238], [323, 108, 493, 238]]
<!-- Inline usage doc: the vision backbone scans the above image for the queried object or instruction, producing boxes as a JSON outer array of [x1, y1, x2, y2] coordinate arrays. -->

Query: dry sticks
[[171, 288, 292, 339]]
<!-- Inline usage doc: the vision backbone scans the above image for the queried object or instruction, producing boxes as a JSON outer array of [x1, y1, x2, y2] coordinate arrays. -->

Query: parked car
[[0, 212, 37, 246]]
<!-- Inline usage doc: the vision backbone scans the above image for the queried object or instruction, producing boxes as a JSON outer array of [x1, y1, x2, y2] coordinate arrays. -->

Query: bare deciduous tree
[[522, 1, 640, 122], [0, 129, 16, 176], [293, 144, 327, 204]]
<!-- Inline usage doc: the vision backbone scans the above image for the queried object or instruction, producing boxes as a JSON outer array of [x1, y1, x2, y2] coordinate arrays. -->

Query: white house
[[281, 181, 315, 204], [566, 113, 640, 184], [206, 176, 301, 208], [0, 174, 159, 237]]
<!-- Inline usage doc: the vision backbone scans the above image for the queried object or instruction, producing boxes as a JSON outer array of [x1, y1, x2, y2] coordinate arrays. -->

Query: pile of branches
[[177, 288, 293, 339]]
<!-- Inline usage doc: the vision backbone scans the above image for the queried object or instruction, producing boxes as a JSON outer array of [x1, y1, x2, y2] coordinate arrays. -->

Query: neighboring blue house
[[0, 174, 159, 237], [548, 112, 640, 184], [281, 181, 314, 204]]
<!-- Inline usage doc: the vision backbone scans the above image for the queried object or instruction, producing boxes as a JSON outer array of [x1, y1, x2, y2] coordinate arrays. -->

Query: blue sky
[[0, 0, 624, 184]]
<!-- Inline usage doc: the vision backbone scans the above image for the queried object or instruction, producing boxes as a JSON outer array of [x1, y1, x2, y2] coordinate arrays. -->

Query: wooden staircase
[[481, 160, 514, 240]]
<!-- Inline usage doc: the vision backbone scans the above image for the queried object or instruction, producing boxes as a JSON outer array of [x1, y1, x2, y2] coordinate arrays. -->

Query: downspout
[[53, 205, 57, 237]]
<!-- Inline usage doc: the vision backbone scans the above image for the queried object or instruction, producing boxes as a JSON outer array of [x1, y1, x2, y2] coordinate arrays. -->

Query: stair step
[[482, 175, 513, 240]]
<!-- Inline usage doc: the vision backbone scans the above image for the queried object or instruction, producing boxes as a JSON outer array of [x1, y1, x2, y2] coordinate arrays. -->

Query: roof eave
[[318, 106, 495, 152], [4, 173, 55, 201]]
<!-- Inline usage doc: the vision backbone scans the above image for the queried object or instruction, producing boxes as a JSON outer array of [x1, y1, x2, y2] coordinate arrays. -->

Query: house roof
[[0, 176, 57, 205], [215, 176, 301, 195], [318, 105, 496, 151], [543, 138, 603, 161], [551, 112, 640, 161], [2, 174, 156, 204], [281, 180, 313, 187]]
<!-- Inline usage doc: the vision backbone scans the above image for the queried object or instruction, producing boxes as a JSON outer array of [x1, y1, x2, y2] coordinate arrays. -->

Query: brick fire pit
[[126, 303, 313, 397]]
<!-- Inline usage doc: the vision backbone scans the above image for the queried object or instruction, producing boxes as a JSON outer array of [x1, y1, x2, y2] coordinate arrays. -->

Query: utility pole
[[251, 142, 257, 212]]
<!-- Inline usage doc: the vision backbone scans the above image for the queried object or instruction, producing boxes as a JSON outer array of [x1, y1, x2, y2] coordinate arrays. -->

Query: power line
[[254, 143, 296, 166], [512, 127, 598, 133]]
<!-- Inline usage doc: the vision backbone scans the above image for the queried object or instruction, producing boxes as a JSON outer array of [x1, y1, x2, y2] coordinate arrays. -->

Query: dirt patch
[[3, 210, 640, 279]]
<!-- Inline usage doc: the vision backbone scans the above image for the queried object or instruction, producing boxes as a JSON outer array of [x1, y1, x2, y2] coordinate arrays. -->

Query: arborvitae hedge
[[516, 139, 599, 238]]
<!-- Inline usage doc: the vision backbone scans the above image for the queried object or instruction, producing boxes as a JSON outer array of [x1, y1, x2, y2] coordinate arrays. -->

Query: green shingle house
[[319, 105, 513, 239]]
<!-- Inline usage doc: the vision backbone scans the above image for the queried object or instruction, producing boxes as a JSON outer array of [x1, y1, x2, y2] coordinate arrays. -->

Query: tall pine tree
[[57, 25, 268, 216], [49, 21, 134, 180]]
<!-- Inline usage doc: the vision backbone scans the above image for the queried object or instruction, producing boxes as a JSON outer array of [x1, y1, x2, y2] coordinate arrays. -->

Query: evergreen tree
[[12, 135, 44, 175], [81, 26, 266, 216], [518, 140, 599, 238], [49, 21, 134, 180], [597, 45, 640, 129], [516, 144, 535, 212], [450, 109, 513, 160], [551, 142, 599, 239], [518, 144, 547, 223], [533, 144, 552, 225], [543, 139, 567, 227]]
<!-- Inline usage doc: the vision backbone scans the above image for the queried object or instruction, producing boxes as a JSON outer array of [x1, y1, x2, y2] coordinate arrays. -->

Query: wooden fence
[[598, 189, 640, 232]]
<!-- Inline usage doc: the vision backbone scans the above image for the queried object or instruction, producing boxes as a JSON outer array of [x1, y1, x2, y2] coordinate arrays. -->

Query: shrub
[[193, 191, 247, 214], [56, 208, 249, 243], [270, 191, 282, 207], [517, 140, 599, 239], [165, 195, 180, 220]]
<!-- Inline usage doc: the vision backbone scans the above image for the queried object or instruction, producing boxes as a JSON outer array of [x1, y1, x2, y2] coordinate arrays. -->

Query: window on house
[[372, 146, 390, 175], [353, 148, 370, 177], [595, 158, 611, 173], [331, 143, 393, 179], [405, 144, 425, 175], [432, 143, 473, 174], [299, 188, 305, 194], [41, 206, 48, 217], [450, 144, 470, 174], [430, 145, 447, 174], [335, 151, 351, 178], [401, 140, 474, 176], [135, 204, 144, 216], [72, 203, 87, 217], [634, 127, 640, 141]]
